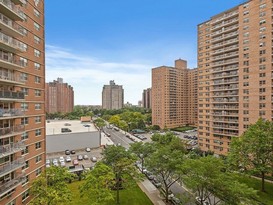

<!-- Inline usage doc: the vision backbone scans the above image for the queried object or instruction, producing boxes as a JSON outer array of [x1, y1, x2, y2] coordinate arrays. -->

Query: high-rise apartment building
[[198, 0, 273, 155], [0, 0, 45, 204], [142, 88, 152, 109], [45, 78, 74, 113], [152, 59, 198, 129], [102, 80, 124, 110]]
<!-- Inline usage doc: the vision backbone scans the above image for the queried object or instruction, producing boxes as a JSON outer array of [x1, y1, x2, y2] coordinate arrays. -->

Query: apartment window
[[260, 50, 266, 55], [22, 190, 29, 202], [22, 160, 29, 170], [34, 0, 40, 6], [35, 129, 41, 136], [243, 32, 249, 37], [21, 43, 27, 52], [243, 53, 249, 59], [34, 22, 40, 31], [35, 76, 41, 84], [21, 73, 28, 81], [243, 11, 249, 15], [259, 80, 266, 85], [22, 175, 29, 186], [259, 103, 266, 109], [35, 142, 41, 149], [259, 19, 266, 25], [35, 116, 41, 123], [34, 9, 40, 18], [243, 3, 249, 8], [259, 34, 266, 39], [21, 28, 28, 36], [259, 65, 266, 70], [243, 82, 249, 86], [243, 96, 249, 101], [259, 88, 266, 93], [243, 89, 249, 94], [259, 111, 266, 116], [259, 42, 265, 47], [34, 49, 40, 57], [259, 96, 266, 100], [243, 18, 249, 23], [259, 27, 266, 32], [19, 57, 27, 67], [6, 200, 16, 205], [35, 155, 42, 163], [259, 73, 266, 77], [36, 167, 42, 176], [243, 40, 249, 44], [22, 132, 28, 140], [243, 68, 249, 73], [34, 35, 40, 44], [244, 124, 249, 129], [259, 4, 266, 9], [243, 61, 249, 66], [259, 11, 266, 17], [243, 103, 249, 108], [243, 117, 249, 122], [34, 62, 41, 70], [243, 110, 249, 114], [21, 102, 28, 111], [35, 103, 41, 110], [21, 87, 29, 96], [243, 26, 249, 30], [21, 146, 29, 155], [21, 117, 28, 125]]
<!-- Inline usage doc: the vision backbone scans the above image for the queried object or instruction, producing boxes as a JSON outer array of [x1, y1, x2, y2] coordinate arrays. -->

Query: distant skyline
[[45, 0, 247, 105]]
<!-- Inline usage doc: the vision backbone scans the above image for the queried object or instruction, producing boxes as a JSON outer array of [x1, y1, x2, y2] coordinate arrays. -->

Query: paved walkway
[[138, 179, 166, 205]]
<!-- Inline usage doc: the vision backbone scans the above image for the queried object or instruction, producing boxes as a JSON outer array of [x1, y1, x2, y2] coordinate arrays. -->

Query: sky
[[45, 0, 247, 105]]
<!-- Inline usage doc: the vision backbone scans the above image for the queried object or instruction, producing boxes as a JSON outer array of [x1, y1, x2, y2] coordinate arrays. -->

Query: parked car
[[114, 127, 120, 131], [65, 149, 70, 155], [77, 155, 83, 161], [73, 159, 79, 165], [70, 150, 76, 154], [64, 123, 71, 126], [152, 178, 162, 188], [83, 124, 90, 127], [59, 156, 65, 163], [91, 156, 97, 162], [66, 156, 71, 162], [53, 159, 58, 166], [195, 197, 211, 205], [61, 128, 72, 133], [60, 161, 66, 167], [85, 147, 91, 152], [46, 159, 50, 165], [83, 155, 88, 160]]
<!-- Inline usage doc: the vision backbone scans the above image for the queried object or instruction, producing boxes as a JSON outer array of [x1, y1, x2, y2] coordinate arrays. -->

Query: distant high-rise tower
[[0, 0, 45, 204], [45, 78, 74, 113], [152, 59, 198, 129], [142, 88, 152, 109], [102, 80, 124, 110], [197, 0, 273, 155]]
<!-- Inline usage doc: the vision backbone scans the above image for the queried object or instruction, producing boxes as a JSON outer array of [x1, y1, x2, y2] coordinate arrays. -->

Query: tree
[[129, 142, 155, 173], [181, 156, 258, 205], [103, 145, 141, 204], [228, 118, 273, 192], [146, 133, 186, 203], [30, 166, 75, 205], [80, 162, 115, 204]]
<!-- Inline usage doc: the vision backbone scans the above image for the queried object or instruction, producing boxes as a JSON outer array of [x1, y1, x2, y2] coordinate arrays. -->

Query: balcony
[[0, 0, 24, 21], [0, 140, 25, 157], [0, 73, 24, 85], [0, 13, 23, 37], [0, 32, 24, 53], [212, 38, 238, 49], [212, 85, 238, 91], [0, 108, 24, 119], [212, 65, 238, 73], [10, 0, 24, 5], [0, 91, 24, 101], [212, 45, 239, 56], [212, 111, 238, 116], [212, 117, 238, 123], [212, 51, 238, 61], [213, 97, 239, 103], [213, 78, 239, 85], [0, 50, 26, 70], [211, 18, 238, 31], [211, 11, 239, 25], [212, 105, 238, 110], [0, 173, 26, 198], [0, 125, 24, 139], [212, 71, 238, 79], [211, 25, 238, 37], [0, 157, 25, 177], [213, 123, 239, 130]]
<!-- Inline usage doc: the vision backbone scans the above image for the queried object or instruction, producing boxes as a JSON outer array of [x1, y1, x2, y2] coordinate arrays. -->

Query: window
[[36, 167, 42, 176], [19, 57, 27, 67], [243, 82, 249, 86], [34, 22, 40, 31], [259, 19, 266, 25], [22, 190, 29, 202], [21, 146, 29, 155], [259, 103, 266, 109], [259, 27, 266, 32], [259, 96, 266, 100], [259, 42, 265, 47], [259, 111, 266, 116], [22, 175, 29, 186], [22, 160, 29, 170], [34, 0, 40, 6], [35, 116, 41, 123], [243, 117, 249, 122], [34, 9, 40, 18], [35, 76, 41, 83], [35, 103, 41, 110], [259, 65, 266, 70], [260, 80, 266, 85], [35, 142, 41, 149], [259, 88, 266, 93], [34, 35, 40, 44], [34, 62, 41, 70], [21, 102, 28, 111], [243, 18, 249, 23], [259, 73, 266, 77], [243, 68, 249, 73], [35, 89, 41, 96], [21, 73, 28, 81], [259, 11, 266, 17], [21, 87, 29, 96], [34, 49, 40, 57], [35, 129, 41, 136], [260, 50, 266, 55], [22, 132, 28, 140], [259, 34, 266, 39], [243, 110, 249, 114], [243, 89, 249, 94], [243, 32, 249, 37], [21, 117, 28, 125], [35, 155, 42, 163], [259, 4, 266, 9]]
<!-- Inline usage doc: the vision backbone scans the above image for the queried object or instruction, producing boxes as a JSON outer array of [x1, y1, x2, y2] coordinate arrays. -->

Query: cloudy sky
[[45, 0, 246, 105]]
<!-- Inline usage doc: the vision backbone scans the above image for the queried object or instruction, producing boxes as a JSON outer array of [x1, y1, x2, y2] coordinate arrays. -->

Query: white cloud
[[45, 45, 152, 105]]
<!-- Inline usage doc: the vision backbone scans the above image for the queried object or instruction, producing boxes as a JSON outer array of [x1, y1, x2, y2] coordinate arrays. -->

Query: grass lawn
[[68, 180, 153, 205], [238, 175, 273, 205], [171, 126, 196, 132]]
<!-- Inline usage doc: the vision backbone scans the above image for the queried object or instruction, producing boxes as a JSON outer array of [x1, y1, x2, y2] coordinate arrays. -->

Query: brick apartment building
[[198, 0, 273, 155], [45, 77, 74, 114], [152, 59, 198, 129], [0, 0, 45, 204], [142, 88, 152, 109], [102, 80, 124, 110]]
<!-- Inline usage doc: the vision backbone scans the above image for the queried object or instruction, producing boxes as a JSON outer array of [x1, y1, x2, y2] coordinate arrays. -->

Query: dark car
[[65, 150, 70, 155], [61, 128, 72, 133], [70, 150, 76, 154]]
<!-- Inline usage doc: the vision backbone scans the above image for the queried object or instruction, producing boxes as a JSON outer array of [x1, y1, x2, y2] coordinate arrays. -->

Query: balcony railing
[[0, 124, 24, 137], [0, 91, 24, 100], [0, 13, 23, 36], [0, 0, 24, 20], [0, 157, 25, 177], [211, 18, 238, 31], [0, 73, 24, 84], [212, 65, 238, 73], [0, 140, 25, 157], [212, 38, 238, 49], [0, 50, 26, 68], [0, 108, 24, 118], [212, 45, 239, 55], [211, 11, 239, 25], [212, 85, 238, 91], [213, 78, 239, 85], [211, 25, 238, 37], [0, 31, 24, 52], [0, 173, 26, 197]]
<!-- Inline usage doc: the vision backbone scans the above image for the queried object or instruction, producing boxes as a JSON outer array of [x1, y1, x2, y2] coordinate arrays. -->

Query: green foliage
[[30, 166, 75, 205], [170, 126, 196, 132], [93, 117, 106, 129], [228, 118, 273, 192]]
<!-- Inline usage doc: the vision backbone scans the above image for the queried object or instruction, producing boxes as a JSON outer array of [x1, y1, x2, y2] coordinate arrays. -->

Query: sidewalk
[[138, 179, 166, 205]]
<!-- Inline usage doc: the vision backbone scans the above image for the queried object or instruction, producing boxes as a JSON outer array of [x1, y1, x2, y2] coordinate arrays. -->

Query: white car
[[66, 156, 71, 162], [59, 156, 65, 163], [60, 161, 66, 167], [91, 157, 97, 162], [46, 159, 50, 165], [83, 155, 88, 160], [85, 147, 91, 152], [53, 159, 58, 166]]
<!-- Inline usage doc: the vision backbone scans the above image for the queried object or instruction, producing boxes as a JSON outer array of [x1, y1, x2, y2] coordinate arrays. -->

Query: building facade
[[197, 0, 272, 155], [45, 78, 74, 113], [0, 0, 45, 204], [152, 59, 198, 129], [102, 80, 124, 110], [142, 88, 152, 109]]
